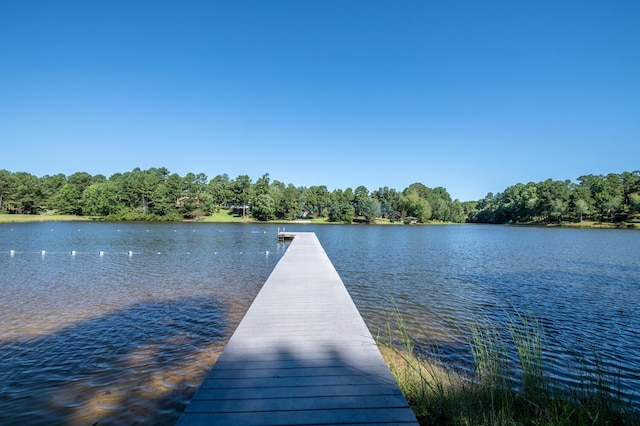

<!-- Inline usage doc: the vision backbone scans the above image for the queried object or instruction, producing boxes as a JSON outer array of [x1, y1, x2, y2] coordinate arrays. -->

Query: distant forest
[[0, 168, 638, 225]]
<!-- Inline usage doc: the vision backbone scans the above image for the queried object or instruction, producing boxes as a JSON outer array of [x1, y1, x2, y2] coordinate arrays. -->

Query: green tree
[[251, 193, 276, 221], [183, 172, 208, 195], [52, 183, 83, 215], [301, 185, 331, 218], [359, 198, 382, 223], [536, 179, 570, 221], [629, 193, 640, 214], [425, 187, 452, 221], [67, 172, 95, 193], [205, 174, 233, 208], [151, 181, 180, 216], [574, 199, 590, 222], [399, 190, 432, 223], [353, 185, 370, 216], [12, 172, 44, 214], [135, 169, 160, 215], [549, 199, 567, 222], [580, 174, 623, 220], [228, 175, 253, 218], [327, 189, 355, 223], [254, 173, 271, 197], [328, 200, 355, 223], [40, 174, 67, 210], [280, 184, 301, 220], [570, 184, 594, 222], [605, 197, 622, 221], [621, 171, 640, 208], [0, 169, 13, 212], [82, 182, 120, 216], [372, 187, 401, 218], [448, 201, 466, 223]]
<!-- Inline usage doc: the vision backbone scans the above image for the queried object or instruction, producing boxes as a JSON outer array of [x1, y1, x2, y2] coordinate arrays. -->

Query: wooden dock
[[277, 231, 296, 242], [177, 232, 418, 426]]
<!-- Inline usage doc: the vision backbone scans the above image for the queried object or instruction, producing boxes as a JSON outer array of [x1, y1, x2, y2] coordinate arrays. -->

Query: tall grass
[[379, 307, 638, 425]]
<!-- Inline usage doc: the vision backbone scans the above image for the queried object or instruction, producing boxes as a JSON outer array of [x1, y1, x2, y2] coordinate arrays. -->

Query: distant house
[[176, 196, 200, 207], [404, 216, 418, 224]]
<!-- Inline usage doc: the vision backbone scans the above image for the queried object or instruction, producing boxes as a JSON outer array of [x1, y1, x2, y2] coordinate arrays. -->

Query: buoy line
[[3, 249, 279, 257]]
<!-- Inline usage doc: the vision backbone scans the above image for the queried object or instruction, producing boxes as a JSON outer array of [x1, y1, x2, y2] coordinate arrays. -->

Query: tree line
[[465, 171, 640, 224], [2, 168, 638, 224], [0, 167, 466, 223]]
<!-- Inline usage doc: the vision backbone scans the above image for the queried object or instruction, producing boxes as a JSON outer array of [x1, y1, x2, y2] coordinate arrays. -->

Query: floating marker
[[265, 250, 269, 255], [128, 251, 133, 256], [71, 250, 77, 256], [10, 250, 15, 257], [99, 251, 105, 256], [41, 250, 46, 256]]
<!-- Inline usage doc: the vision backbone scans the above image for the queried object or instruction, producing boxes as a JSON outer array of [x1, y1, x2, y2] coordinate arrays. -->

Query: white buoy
[[265, 250, 269, 255], [41, 250, 46, 256], [71, 250, 77, 256], [128, 251, 133, 256], [99, 251, 105, 256], [10, 250, 15, 257]]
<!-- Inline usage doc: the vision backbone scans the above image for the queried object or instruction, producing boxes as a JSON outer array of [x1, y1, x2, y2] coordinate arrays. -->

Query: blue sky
[[1, 1, 639, 201]]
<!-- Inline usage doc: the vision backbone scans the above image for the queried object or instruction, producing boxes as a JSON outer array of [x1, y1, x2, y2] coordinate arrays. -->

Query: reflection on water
[[310, 224, 640, 401], [1, 222, 639, 424]]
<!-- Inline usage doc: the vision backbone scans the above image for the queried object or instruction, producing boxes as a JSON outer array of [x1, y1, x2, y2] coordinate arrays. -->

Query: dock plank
[[177, 232, 418, 425]]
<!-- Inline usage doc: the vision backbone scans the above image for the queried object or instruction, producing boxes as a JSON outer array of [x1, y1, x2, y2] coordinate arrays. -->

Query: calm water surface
[[1, 222, 638, 424]]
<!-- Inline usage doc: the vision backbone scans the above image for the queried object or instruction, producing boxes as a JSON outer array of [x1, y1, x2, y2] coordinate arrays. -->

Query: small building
[[404, 216, 418, 224]]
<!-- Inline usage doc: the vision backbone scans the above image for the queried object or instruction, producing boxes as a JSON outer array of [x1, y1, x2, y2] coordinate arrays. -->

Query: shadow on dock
[[179, 344, 417, 425]]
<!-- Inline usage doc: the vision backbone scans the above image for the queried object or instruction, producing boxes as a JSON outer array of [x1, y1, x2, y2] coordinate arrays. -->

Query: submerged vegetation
[[380, 309, 638, 425], [0, 168, 638, 226]]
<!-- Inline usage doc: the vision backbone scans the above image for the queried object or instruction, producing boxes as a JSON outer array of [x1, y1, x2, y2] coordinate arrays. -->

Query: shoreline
[[509, 220, 640, 230], [1, 214, 638, 229]]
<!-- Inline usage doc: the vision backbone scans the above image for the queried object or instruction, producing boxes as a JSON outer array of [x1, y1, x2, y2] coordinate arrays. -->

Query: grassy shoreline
[[0, 214, 95, 223], [511, 219, 640, 230], [0, 212, 419, 225], [2, 213, 638, 230], [378, 311, 638, 425]]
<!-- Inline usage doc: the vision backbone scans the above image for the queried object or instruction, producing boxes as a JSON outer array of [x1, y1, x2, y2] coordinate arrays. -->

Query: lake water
[[1, 222, 638, 424]]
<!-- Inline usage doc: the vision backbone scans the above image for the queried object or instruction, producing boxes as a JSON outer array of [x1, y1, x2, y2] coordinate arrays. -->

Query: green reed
[[379, 306, 638, 426]]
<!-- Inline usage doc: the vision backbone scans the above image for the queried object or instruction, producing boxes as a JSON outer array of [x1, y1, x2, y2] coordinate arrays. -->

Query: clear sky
[[1, 1, 639, 201]]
